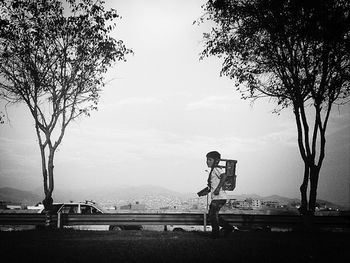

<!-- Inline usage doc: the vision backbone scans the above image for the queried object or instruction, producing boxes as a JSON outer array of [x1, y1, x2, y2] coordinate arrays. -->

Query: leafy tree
[[199, 0, 350, 215], [0, 0, 132, 215]]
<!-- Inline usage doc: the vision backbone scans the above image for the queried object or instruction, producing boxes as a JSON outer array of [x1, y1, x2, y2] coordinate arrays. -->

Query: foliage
[[199, 0, 350, 215], [200, 0, 350, 110], [0, 0, 132, 207], [0, 0, 131, 121]]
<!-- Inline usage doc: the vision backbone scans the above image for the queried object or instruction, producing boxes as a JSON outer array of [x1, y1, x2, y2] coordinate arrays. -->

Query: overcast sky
[[0, 0, 349, 206]]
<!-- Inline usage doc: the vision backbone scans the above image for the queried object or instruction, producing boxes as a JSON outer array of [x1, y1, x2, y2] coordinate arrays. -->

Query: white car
[[166, 225, 239, 232], [38, 201, 143, 231], [167, 225, 212, 232]]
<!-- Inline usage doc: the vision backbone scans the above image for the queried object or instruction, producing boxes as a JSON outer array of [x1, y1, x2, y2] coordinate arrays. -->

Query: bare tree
[[0, 0, 132, 216], [199, 0, 350, 215]]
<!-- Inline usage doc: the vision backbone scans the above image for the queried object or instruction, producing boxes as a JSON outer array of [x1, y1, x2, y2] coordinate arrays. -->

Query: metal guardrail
[[60, 213, 206, 226], [0, 213, 349, 229], [0, 213, 56, 226]]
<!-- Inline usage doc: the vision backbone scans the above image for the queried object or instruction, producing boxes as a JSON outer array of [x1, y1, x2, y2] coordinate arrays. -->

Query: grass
[[1, 229, 349, 263]]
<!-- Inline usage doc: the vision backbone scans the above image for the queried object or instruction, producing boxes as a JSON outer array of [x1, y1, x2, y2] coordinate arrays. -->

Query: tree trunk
[[294, 105, 311, 216], [40, 149, 55, 208], [299, 163, 309, 215], [43, 194, 53, 228], [309, 165, 320, 213], [39, 142, 55, 228]]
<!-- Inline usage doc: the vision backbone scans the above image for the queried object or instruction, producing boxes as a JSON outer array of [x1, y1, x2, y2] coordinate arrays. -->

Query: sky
[[0, 0, 350, 207]]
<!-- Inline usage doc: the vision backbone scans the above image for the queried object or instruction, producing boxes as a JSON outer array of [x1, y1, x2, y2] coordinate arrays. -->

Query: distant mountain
[[260, 194, 338, 207], [226, 193, 342, 208], [0, 186, 342, 209], [28, 185, 193, 203], [226, 193, 299, 204], [0, 187, 42, 205], [74, 185, 192, 202], [261, 194, 300, 204]]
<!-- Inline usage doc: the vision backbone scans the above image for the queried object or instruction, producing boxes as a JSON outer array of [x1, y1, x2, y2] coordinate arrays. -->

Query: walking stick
[[206, 193, 209, 212]]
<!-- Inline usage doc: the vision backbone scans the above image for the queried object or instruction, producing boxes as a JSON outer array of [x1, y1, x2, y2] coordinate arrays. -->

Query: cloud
[[260, 125, 297, 147], [185, 96, 236, 111], [0, 137, 39, 167], [56, 125, 264, 175], [102, 96, 164, 110], [0, 137, 41, 189]]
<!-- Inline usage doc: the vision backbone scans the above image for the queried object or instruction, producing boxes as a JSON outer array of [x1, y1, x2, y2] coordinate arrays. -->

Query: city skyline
[[0, 183, 342, 208]]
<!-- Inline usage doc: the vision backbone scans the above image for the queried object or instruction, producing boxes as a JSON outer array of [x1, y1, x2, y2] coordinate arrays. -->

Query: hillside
[[0, 186, 343, 209], [1, 185, 193, 205], [0, 187, 42, 205]]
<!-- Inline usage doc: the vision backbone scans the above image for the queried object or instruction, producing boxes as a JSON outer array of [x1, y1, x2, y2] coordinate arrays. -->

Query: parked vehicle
[[167, 225, 212, 232], [167, 225, 239, 232], [38, 201, 143, 231]]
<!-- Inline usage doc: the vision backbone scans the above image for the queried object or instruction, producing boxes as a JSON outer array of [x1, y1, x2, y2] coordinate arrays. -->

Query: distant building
[[0, 201, 8, 209], [251, 199, 261, 209], [226, 199, 262, 210], [262, 200, 280, 208], [120, 201, 146, 211], [191, 204, 199, 210], [235, 200, 251, 209]]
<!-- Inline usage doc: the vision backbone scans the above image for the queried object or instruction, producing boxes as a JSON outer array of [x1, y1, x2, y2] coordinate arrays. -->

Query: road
[[0, 229, 349, 262]]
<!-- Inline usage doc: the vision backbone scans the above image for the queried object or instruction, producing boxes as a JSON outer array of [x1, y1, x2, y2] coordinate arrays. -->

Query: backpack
[[221, 159, 237, 191]]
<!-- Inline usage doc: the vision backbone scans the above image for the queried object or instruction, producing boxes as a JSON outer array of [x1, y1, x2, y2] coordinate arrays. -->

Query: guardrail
[[0, 213, 349, 230], [0, 213, 55, 226]]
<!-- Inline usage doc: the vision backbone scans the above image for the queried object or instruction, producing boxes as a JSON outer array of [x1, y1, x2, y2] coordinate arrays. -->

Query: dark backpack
[[221, 159, 237, 191]]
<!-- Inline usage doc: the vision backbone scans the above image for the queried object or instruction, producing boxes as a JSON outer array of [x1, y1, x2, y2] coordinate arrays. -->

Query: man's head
[[206, 151, 221, 168]]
